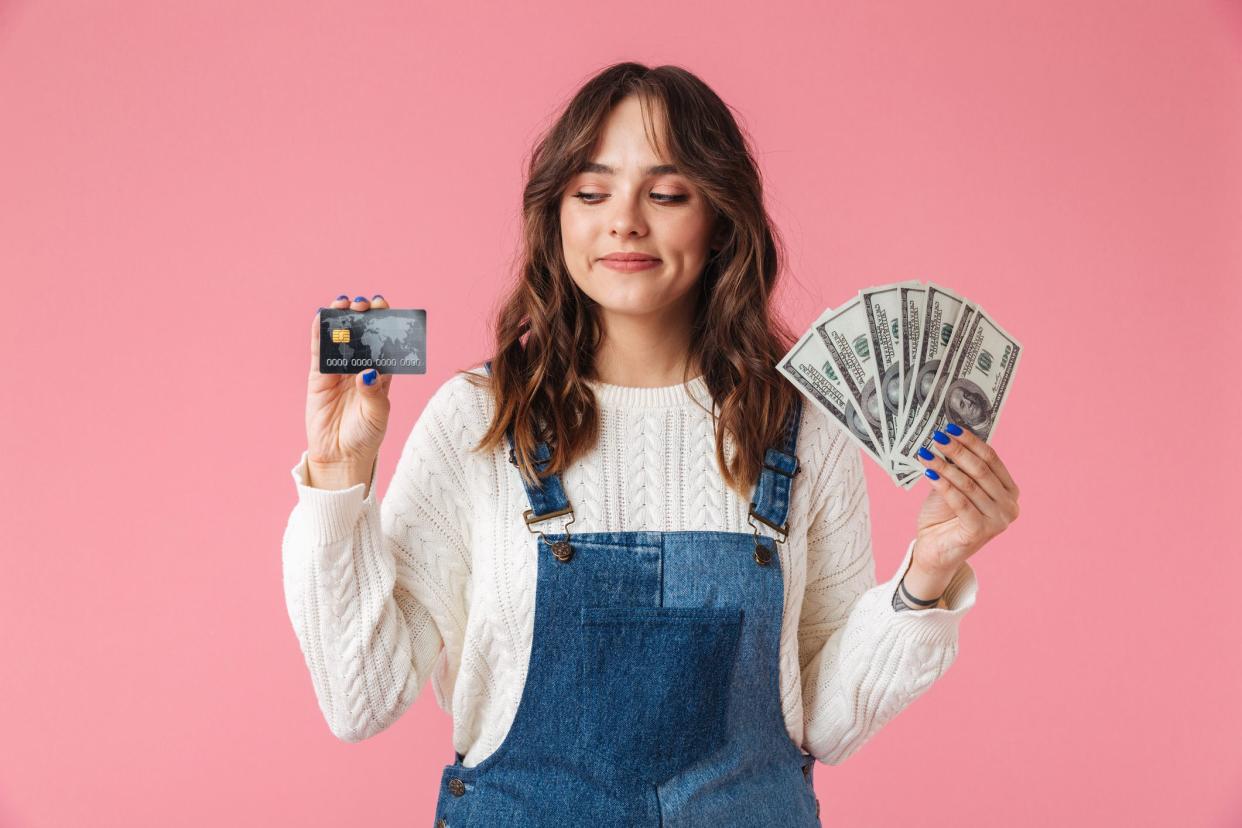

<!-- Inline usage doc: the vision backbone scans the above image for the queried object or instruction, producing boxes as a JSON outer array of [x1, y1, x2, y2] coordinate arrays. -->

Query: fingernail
[[354, 295, 367, 303], [932, 430, 950, 445], [372, 294, 384, 301], [336, 294, 349, 300], [925, 468, 940, 480], [363, 369, 377, 385], [945, 422, 962, 436], [917, 446, 935, 461]]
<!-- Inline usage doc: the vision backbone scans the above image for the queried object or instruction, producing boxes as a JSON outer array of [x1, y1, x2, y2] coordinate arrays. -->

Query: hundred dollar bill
[[895, 303, 1022, 466], [895, 301, 978, 461], [777, 314, 919, 488], [814, 298, 888, 455], [811, 301, 922, 487], [899, 282, 967, 444], [860, 281, 923, 475], [896, 281, 926, 430]]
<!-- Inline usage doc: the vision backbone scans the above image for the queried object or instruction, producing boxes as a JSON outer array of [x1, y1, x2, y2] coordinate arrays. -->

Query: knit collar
[[584, 374, 713, 410]]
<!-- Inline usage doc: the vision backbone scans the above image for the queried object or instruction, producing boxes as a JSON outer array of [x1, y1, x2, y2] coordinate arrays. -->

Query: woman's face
[[559, 95, 718, 322]]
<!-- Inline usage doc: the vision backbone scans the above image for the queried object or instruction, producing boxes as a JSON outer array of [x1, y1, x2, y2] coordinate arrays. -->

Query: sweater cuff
[[882, 537, 978, 646], [289, 450, 378, 546]]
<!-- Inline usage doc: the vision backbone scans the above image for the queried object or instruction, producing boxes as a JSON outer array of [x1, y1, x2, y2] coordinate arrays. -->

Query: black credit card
[[317, 308, 426, 374]]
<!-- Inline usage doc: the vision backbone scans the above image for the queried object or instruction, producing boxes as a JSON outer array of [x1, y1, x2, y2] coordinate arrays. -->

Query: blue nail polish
[[354, 295, 366, 302], [363, 369, 377, 385], [917, 446, 935, 461], [925, 468, 939, 480], [372, 294, 384, 300], [336, 294, 349, 300], [932, 430, 950, 445], [945, 422, 962, 436]]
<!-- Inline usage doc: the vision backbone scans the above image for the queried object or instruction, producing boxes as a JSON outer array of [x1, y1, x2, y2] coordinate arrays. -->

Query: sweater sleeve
[[798, 434, 978, 765], [280, 379, 474, 743]]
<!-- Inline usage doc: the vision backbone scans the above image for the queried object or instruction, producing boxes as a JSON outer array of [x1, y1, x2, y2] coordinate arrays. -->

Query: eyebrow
[[577, 161, 681, 176]]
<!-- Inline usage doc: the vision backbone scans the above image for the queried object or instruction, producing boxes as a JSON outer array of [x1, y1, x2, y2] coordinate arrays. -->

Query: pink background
[[2, 1, 1240, 825]]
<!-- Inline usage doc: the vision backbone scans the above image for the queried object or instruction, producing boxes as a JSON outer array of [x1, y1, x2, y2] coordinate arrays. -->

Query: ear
[[709, 220, 729, 252]]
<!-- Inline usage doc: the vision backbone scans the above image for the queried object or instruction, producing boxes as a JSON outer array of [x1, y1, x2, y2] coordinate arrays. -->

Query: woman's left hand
[[911, 422, 1021, 577]]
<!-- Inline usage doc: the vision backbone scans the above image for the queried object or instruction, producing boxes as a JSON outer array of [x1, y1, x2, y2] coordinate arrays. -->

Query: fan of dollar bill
[[777, 281, 1022, 489]]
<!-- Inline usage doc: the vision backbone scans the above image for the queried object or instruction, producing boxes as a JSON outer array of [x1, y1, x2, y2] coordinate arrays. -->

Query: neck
[[592, 303, 699, 387]]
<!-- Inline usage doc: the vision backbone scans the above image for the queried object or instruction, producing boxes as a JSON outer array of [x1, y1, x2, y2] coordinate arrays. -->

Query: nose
[[609, 189, 648, 238]]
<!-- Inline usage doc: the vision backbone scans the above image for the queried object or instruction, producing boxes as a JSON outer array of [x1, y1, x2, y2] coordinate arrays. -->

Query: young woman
[[285, 62, 1020, 827]]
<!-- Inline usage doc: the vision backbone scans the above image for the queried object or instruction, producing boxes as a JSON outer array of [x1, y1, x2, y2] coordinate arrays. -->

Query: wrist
[[306, 456, 375, 492], [894, 561, 956, 612], [907, 558, 960, 589]]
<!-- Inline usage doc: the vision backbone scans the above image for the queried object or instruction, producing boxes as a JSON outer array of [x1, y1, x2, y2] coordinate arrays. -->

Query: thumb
[[356, 368, 384, 396]]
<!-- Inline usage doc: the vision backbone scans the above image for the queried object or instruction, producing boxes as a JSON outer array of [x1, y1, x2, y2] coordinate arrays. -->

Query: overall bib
[[433, 364, 821, 827]]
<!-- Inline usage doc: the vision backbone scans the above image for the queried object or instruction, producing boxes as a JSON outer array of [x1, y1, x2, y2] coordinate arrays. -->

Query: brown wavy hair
[[459, 61, 801, 500]]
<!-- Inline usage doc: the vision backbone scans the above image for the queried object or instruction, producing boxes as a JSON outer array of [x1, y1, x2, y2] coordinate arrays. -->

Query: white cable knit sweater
[[281, 365, 978, 766]]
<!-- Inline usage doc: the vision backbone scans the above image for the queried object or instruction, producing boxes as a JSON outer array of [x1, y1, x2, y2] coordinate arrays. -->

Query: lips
[[600, 253, 660, 262], [598, 253, 661, 272]]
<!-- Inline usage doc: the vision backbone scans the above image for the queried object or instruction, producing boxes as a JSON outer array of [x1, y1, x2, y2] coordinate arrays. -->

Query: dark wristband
[[892, 578, 944, 611]]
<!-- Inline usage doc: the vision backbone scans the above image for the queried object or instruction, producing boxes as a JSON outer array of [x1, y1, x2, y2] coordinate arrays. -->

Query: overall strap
[[747, 393, 804, 546], [484, 360, 575, 527]]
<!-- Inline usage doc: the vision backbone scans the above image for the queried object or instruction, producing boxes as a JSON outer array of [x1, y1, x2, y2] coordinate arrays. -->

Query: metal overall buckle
[[747, 456, 798, 566], [524, 505, 577, 563], [747, 508, 788, 566]]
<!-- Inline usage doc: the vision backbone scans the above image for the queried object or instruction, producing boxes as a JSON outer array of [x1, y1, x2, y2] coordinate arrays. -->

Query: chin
[[597, 301, 662, 317]]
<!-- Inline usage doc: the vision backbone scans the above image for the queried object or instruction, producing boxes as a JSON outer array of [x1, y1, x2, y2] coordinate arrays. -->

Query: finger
[[925, 428, 1009, 507], [360, 294, 394, 393], [310, 294, 354, 373], [945, 422, 1020, 500], [923, 467, 988, 537], [918, 438, 999, 522]]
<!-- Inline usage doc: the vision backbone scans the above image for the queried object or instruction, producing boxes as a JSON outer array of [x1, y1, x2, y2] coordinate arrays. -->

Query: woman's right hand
[[305, 294, 396, 487]]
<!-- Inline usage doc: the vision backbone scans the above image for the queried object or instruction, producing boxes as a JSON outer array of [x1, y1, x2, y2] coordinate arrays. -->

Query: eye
[[571, 192, 689, 204]]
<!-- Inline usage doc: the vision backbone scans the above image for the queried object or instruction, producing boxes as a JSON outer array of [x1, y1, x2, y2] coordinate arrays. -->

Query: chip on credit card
[[317, 308, 426, 374]]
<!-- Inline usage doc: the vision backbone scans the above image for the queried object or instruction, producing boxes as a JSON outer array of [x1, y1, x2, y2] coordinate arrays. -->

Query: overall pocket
[[578, 605, 742, 777]]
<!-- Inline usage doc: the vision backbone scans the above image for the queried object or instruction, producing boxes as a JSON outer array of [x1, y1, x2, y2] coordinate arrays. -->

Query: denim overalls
[[432, 363, 821, 827]]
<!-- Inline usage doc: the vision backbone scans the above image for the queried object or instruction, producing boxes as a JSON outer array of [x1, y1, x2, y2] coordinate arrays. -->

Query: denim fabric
[[433, 365, 820, 827]]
